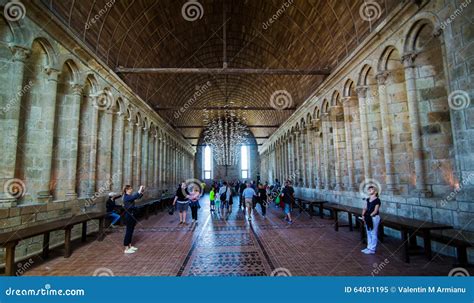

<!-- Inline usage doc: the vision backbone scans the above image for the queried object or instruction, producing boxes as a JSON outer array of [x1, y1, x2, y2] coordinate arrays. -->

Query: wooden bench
[[135, 199, 162, 220], [422, 231, 472, 265], [324, 203, 362, 231], [0, 212, 106, 276], [296, 198, 328, 219]]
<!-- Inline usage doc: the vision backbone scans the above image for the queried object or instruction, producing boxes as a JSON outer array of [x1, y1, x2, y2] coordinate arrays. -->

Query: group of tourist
[[105, 178, 381, 255]]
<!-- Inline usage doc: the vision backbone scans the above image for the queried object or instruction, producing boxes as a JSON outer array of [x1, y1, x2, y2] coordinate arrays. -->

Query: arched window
[[203, 145, 212, 179], [241, 145, 249, 179]]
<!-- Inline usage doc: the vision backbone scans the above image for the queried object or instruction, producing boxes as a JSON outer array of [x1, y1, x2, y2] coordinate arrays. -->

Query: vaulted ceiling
[[39, 0, 398, 147]]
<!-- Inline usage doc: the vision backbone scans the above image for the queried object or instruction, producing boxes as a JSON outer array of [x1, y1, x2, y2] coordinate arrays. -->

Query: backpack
[[220, 191, 227, 201]]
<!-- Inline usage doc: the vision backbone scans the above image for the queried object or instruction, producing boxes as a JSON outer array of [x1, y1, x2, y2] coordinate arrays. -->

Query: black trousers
[[190, 205, 198, 220], [123, 212, 137, 246], [258, 199, 267, 216]]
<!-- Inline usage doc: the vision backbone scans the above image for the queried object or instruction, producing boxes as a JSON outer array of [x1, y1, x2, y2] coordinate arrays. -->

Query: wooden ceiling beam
[[156, 106, 296, 111], [116, 67, 330, 76]]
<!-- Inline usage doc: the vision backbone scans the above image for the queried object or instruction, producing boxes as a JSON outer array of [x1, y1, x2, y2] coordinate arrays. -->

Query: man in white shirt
[[242, 182, 256, 221]]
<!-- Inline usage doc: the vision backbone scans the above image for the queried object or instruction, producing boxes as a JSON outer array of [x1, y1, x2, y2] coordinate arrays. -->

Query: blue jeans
[[107, 212, 120, 226]]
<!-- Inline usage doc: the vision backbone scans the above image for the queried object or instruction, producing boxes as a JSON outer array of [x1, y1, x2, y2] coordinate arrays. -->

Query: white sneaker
[[130, 246, 138, 251], [361, 248, 369, 253], [124, 248, 135, 254], [363, 249, 375, 254]]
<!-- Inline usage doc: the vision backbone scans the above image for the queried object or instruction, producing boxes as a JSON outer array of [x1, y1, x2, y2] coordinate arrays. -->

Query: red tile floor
[[23, 195, 461, 276]]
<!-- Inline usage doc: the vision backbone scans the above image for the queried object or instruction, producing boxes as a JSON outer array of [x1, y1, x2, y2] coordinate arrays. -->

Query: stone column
[[402, 53, 431, 197], [294, 132, 301, 186], [0, 45, 30, 206], [64, 84, 83, 198], [162, 140, 167, 188], [342, 96, 357, 190], [283, 139, 288, 180], [134, 121, 142, 187], [38, 67, 61, 201], [313, 119, 323, 190], [124, 119, 134, 186], [114, 112, 125, 191], [321, 113, 331, 189], [331, 106, 344, 191], [356, 86, 371, 180], [154, 133, 159, 189], [306, 124, 316, 188], [287, 137, 292, 180], [376, 71, 398, 194], [141, 127, 149, 187], [300, 129, 308, 188]]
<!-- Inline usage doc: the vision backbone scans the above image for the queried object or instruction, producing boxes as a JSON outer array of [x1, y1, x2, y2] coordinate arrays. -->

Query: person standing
[[122, 185, 145, 254], [239, 181, 246, 209], [209, 187, 216, 212], [173, 181, 191, 225], [242, 182, 256, 221], [257, 183, 267, 218], [218, 182, 231, 212], [189, 185, 201, 223], [281, 180, 294, 224], [106, 192, 122, 228], [361, 186, 381, 254]]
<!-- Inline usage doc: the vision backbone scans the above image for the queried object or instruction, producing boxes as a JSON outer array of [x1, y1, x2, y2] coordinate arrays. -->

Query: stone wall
[[260, 0, 474, 259], [0, 1, 195, 266]]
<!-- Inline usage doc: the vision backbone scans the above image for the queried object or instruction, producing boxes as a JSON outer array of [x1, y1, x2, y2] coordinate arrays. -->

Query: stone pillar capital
[[8, 44, 30, 62], [355, 86, 368, 97], [71, 83, 84, 96], [402, 52, 418, 68], [43, 66, 60, 82], [376, 71, 391, 85], [342, 95, 357, 103]]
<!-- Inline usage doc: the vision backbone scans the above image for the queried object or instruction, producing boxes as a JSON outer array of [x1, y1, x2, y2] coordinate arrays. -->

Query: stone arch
[[321, 99, 330, 114], [343, 79, 356, 97], [29, 37, 58, 69]]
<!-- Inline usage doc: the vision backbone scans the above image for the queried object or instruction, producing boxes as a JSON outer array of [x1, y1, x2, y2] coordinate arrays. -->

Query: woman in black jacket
[[122, 184, 145, 254]]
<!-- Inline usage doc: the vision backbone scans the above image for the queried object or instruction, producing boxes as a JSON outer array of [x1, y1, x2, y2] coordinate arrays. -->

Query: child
[[361, 185, 381, 254], [210, 187, 215, 211], [214, 188, 221, 211]]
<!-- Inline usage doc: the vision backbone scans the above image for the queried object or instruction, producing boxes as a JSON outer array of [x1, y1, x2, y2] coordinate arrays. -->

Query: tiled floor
[[23, 195, 460, 276]]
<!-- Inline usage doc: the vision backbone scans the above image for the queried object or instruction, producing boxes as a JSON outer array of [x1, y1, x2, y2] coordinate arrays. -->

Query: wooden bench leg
[[97, 217, 105, 241], [5, 241, 18, 276], [42, 232, 50, 259], [334, 210, 339, 231], [64, 227, 72, 258], [422, 230, 432, 260], [348, 213, 353, 231], [145, 205, 150, 220], [378, 223, 384, 243], [401, 229, 410, 263], [457, 246, 468, 265], [319, 204, 324, 219], [82, 222, 87, 242]]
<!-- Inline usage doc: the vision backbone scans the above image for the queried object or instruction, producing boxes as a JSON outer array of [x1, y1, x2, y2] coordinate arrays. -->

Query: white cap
[[108, 192, 116, 197]]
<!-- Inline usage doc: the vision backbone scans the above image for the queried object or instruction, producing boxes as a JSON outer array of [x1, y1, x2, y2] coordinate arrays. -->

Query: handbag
[[275, 196, 280, 205]]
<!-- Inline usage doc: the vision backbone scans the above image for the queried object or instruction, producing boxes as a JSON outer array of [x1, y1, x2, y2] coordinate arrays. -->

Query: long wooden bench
[[420, 231, 472, 265], [296, 198, 328, 219], [0, 212, 106, 276]]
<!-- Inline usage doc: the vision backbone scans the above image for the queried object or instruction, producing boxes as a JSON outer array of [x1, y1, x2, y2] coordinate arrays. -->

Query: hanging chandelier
[[202, 110, 249, 166]]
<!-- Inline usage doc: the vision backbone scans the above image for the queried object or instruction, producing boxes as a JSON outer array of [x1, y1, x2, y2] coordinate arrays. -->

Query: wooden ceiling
[[39, 0, 398, 146]]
